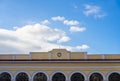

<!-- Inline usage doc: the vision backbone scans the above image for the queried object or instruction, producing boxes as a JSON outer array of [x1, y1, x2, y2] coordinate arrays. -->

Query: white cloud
[[83, 4, 106, 18], [0, 24, 68, 53], [51, 16, 86, 33], [51, 16, 65, 21], [76, 45, 90, 50], [51, 16, 80, 26], [41, 20, 50, 25], [63, 20, 79, 26], [15, 24, 66, 42], [70, 26, 86, 32], [57, 36, 70, 43], [0, 23, 89, 54]]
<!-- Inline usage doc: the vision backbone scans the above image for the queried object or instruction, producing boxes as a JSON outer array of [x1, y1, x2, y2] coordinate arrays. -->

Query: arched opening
[[71, 73, 84, 81], [0, 72, 11, 81], [90, 73, 103, 81], [52, 72, 66, 81], [33, 72, 47, 81], [108, 72, 120, 81], [16, 72, 29, 81]]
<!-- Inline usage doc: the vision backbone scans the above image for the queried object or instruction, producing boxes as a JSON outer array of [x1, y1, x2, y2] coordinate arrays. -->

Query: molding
[[102, 55, 105, 59], [48, 52, 52, 59], [0, 60, 120, 63], [29, 53, 32, 60], [0, 66, 120, 69], [67, 52, 70, 59], [14, 55, 16, 60], [12, 55, 15, 60], [84, 52, 87, 59]]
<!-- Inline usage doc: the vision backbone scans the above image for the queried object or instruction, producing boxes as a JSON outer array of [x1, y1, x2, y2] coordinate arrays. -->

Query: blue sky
[[0, 0, 120, 54]]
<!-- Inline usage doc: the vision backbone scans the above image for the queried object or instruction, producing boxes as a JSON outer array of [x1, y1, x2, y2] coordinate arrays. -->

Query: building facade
[[0, 49, 120, 81]]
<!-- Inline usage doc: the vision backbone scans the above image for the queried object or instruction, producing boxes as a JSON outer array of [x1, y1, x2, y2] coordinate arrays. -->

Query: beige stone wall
[[15, 55, 29, 59], [87, 55, 103, 59], [105, 54, 120, 59], [31, 52, 49, 59], [0, 55, 13, 59], [70, 52, 86, 59], [0, 61, 120, 80], [50, 49, 69, 59]]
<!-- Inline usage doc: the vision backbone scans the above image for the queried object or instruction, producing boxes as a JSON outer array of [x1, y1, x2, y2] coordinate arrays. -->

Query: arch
[[88, 71, 105, 81], [14, 71, 31, 81], [0, 71, 13, 81], [50, 71, 68, 81], [107, 71, 120, 81], [69, 71, 87, 81], [32, 71, 49, 81]]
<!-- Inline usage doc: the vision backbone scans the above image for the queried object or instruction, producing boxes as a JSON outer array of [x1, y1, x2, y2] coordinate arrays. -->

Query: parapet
[[0, 49, 120, 60]]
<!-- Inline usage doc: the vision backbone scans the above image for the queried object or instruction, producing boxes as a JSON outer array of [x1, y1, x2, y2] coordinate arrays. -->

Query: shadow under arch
[[0, 71, 13, 81], [14, 71, 31, 81], [107, 71, 120, 81], [69, 71, 87, 81], [32, 71, 49, 81], [50, 71, 68, 81], [88, 71, 106, 81]]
